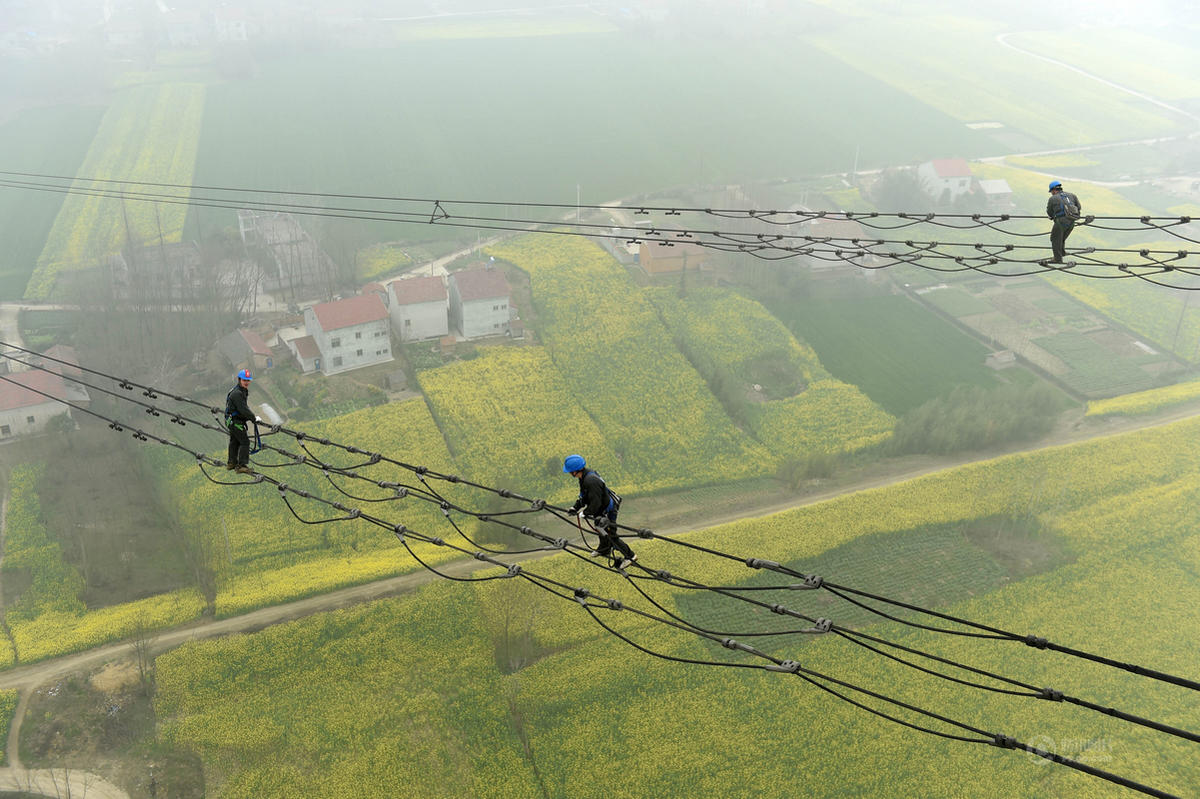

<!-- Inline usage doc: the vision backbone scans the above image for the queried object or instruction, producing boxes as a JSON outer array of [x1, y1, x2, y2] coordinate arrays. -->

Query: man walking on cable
[[225, 369, 260, 475], [1046, 180, 1082, 264], [564, 454, 636, 570]]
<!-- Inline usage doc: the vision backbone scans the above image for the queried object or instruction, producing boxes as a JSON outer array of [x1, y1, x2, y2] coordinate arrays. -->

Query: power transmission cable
[[0, 362, 1192, 797], [6, 340, 1199, 697], [0, 168, 1196, 239], [1, 173, 1199, 287], [4, 348, 1199, 757]]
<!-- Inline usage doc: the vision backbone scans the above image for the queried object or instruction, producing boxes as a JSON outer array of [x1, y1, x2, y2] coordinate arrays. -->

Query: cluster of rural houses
[[916, 158, 1013, 208], [0, 263, 518, 440], [220, 264, 518, 379]]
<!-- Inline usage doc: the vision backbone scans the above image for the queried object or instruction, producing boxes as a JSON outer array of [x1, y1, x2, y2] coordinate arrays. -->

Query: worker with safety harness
[[225, 369, 261, 475], [564, 454, 636, 570], [1046, 180, 1082, 264]]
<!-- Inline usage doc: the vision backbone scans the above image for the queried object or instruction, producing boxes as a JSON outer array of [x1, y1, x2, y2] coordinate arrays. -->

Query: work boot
[[617, 554, 637, 570], [234, 465, 254, 475], [225, 462, 236, 470]]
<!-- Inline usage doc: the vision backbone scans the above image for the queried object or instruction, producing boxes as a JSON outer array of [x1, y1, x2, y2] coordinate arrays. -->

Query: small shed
[[287, 335, 321, 374]]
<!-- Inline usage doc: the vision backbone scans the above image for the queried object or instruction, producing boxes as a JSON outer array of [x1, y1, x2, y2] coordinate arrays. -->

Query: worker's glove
[[576, 508, 586, 519], [254, 415, 263, 424]]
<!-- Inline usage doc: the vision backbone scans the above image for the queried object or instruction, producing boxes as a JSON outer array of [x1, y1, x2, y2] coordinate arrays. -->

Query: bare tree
[[130, 613, 158, 698]]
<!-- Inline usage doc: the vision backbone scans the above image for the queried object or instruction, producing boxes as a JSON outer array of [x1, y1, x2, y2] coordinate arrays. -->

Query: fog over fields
[[0, 1, 1197, 797]]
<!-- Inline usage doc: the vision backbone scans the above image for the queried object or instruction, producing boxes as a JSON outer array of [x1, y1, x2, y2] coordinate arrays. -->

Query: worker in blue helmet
[[1045, 180, 1082, 264], [564, 454, 636, 570], [224, 369, 261, 474]]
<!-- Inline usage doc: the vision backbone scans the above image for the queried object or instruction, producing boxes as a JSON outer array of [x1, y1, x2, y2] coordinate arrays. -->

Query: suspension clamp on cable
[[637, 528, 653, 539], [803, 574, 823, 589], [766, 660, 800, 674], [573, 587, 590, 606], [745, 557, 781, 571], [805, 618, 832, 634], [393, 525, 406, 544], [993, 734, 1019, 750], [606, 598, 623, 611], [1023, 634, 1049, 649], [506, 564, 522, 578], [1038, 687, 1063, 702]]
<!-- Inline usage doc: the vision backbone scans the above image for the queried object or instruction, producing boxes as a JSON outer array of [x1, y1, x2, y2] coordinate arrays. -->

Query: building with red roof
[[917, 158, 974, 202], [0, 370, 71, 438], [219, 328, 275, 373], [449, 266, 512, 339], [302, 293, 393, 376], [387, 275, 449, 342]]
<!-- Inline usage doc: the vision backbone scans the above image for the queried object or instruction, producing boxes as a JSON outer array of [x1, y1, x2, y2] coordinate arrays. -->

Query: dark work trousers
[[227, 423, 250, 466], [1050, 218, 1075, 262], [594, 510, 634, 560]]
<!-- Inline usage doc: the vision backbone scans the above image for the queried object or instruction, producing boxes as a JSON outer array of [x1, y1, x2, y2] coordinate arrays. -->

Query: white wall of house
[[389, 299, 448, 342], [304, 309, 393, 376], [0, 401, 69, 438], [460, 297, 510, 338], [917, 162, 973, 201], [286, 338, 320, 374]]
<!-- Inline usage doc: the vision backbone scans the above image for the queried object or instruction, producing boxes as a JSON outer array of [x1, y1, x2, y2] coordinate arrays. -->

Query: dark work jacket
[[1046, 191, 1081, 220], [571, 469, 614, 517], [225, 384, 254, 428]]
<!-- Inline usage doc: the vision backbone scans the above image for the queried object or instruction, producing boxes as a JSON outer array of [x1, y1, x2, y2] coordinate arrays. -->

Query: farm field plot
[[646, 287, 893, 456], [152, 416, 1200, 798], [0, 105, 103, 300], [1041, 273, 1200, 364], [418, 346, 623, 502], [28, 83, 205, 299], [0, 398, 468, 666], [184, 31, 988, 253], [487, 235, 771, 493], [1033, 331, 1160, 397], [1086, 379, 1200, 418], [761, 288, 1000, 416], [1009, 28, 1200, 102], [805, 4, 1189, 146], [913, 278, 1181, 398]]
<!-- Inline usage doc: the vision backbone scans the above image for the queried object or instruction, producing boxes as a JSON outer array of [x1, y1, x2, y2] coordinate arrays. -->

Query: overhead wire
[[1, 172, 1199, 288], [6, 339, 1199, 697], [12, 377, 1181, 799], [3, 347, 1200, 774]]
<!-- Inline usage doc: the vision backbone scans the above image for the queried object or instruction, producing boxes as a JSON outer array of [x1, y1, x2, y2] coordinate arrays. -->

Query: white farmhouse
[[0, 370, 71, 439], [917, 158, 973, 202], [388, 275, 449, 342], [449, 267, 512, 339], [302, 294, 393, 376], [978, 178, 1014, 210]]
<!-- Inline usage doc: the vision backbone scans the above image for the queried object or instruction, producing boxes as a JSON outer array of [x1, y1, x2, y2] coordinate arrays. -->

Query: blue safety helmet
[[563, 454, 586, 473], [1048, 180, 1062, 191], [237, 369, 253, 381]]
